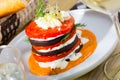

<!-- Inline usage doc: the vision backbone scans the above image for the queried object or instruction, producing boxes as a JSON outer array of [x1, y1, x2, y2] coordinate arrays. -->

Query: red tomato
[[33, 53, 68, 62], [25, 16, 75, 39]]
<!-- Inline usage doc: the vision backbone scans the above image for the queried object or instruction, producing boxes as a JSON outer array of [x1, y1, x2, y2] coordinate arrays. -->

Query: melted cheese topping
[[35, 11, 71, 29], [30, 34, 64, 41]]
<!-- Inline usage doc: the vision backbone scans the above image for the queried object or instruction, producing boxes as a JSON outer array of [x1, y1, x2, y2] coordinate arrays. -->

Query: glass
[[104, 53, 120, 80], [80, 0, 120, 79], [0, 45, 26, 80]]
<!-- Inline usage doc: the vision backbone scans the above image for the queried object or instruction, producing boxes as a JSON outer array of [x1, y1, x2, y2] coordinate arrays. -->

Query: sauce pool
[[28, 28, 97, 75]]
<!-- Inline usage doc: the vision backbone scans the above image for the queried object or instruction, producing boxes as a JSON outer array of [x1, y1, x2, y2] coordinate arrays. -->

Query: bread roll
[[0, 0, 28, 18]]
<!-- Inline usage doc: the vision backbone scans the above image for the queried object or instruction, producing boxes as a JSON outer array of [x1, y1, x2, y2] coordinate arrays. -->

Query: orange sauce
[[28, 29, 97, 75]]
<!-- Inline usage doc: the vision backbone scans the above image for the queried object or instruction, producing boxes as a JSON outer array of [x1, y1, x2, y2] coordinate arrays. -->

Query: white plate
[[9, 9, 118, 80]]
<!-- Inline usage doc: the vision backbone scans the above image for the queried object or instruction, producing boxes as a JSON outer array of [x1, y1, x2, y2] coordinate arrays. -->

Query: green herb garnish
[[61, 23, 86, 42], [74, 23, 86, 28], [35, 0, 45, 18], [61, 33, 70, 42], [24, 38, 30, 43]]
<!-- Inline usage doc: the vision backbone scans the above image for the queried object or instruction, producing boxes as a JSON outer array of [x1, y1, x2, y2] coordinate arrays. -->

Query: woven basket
[[0, 0, 38, 45]]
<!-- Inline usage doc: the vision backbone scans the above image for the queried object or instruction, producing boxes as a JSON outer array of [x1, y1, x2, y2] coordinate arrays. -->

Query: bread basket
[[0, 0, 38, 45]]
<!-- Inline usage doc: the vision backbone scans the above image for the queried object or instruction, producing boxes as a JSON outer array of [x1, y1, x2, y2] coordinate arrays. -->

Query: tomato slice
[[25, 16, 75, 39], [33, 38, 81, 62]]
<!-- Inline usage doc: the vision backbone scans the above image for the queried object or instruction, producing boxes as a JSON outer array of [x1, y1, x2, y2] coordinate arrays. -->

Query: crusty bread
[[0, 0, 28, 18]]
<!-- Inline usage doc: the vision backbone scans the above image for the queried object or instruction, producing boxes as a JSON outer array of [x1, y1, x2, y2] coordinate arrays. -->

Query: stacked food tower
[[25, 0, 97, 76]]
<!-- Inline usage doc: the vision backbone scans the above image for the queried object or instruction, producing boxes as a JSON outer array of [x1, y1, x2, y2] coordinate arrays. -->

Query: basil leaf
[[24, 38, 30, 43], [61, 33, 70, 42], [74, 23, 86, 28]]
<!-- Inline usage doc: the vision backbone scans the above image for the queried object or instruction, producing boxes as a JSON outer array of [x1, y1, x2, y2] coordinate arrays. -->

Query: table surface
[[47, 0, 120, 80]]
